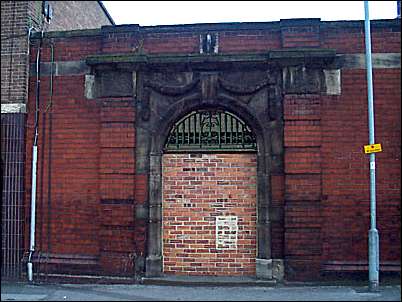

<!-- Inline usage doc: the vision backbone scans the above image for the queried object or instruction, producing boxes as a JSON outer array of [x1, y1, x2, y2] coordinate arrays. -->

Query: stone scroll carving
[[140, 75, 201, 121], [140, 70, 281, 123]]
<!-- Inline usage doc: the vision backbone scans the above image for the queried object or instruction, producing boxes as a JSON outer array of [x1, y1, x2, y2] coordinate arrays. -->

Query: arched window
[[164, 109, 257, 152]]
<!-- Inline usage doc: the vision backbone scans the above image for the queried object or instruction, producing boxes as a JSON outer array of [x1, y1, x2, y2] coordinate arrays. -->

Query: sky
[[101, 1, 398, 26]]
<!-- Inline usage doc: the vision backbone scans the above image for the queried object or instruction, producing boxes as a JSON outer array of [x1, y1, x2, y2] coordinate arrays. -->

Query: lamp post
[[363, 0, 380, 292]]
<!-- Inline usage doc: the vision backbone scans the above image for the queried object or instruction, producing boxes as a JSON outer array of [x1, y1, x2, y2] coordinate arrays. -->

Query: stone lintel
[[1, 103, 27, 114], [335, 53, 401, 69]]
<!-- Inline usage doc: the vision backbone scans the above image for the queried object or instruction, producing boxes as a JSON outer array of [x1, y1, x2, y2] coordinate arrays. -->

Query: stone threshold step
[[141, 275, 277, 287]]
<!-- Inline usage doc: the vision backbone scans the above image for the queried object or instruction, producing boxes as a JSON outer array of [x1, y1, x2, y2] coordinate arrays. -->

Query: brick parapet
[[28, 19, 400, 60]]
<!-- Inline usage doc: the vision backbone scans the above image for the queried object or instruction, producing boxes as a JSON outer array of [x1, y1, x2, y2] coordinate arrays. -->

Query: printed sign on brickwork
[[216, 216, 238, 250]]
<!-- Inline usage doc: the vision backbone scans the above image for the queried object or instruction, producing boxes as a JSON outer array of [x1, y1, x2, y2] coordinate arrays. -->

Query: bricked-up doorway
[[162, 153, 257, 276], [161, 109, 258, 276]]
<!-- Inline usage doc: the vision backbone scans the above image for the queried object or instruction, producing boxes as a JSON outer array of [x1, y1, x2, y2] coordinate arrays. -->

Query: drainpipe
[[364, 1, 379, 292], [28, 30, 43, 282]]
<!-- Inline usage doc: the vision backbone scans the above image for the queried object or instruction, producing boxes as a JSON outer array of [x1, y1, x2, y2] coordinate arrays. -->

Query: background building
[[1, 0, 113, 280]]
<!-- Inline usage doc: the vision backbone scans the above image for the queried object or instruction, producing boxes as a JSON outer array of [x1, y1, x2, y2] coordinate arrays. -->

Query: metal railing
[[1, 114, 25, 280]]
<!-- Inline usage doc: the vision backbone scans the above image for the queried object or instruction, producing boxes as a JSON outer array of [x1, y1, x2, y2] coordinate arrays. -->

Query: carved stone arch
[[144, 92, 279, 279]]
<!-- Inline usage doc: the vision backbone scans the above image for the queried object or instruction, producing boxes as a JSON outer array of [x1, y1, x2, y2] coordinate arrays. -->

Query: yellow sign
[[364, 143, 382, 154]]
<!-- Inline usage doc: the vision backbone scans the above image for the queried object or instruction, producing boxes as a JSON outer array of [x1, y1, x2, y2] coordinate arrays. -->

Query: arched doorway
[[136, 68, 284, 280], [162, 109, 258, 276]]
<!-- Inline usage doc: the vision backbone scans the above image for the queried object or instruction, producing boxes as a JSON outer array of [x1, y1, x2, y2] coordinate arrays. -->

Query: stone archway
[[134, 67, 285, 280], [87, 50, 336, 281]]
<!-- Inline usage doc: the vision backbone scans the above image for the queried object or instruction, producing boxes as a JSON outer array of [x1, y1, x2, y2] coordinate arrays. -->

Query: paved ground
[[1, 281, 400, 301]]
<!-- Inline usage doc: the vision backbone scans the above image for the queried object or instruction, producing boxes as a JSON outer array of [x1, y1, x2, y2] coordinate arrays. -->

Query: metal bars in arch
[[164, 109, 257, 152]]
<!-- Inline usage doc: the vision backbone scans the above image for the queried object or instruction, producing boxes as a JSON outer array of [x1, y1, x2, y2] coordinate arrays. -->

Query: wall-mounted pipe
[[45, 40, 55, 280], [28, 30, 43, 282]]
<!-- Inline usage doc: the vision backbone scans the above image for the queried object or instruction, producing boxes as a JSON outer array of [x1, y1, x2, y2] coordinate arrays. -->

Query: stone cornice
[[85, 49, 337, 70]]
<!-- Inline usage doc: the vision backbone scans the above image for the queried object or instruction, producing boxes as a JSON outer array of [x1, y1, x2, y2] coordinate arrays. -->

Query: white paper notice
[[216, 216, 238, 250]]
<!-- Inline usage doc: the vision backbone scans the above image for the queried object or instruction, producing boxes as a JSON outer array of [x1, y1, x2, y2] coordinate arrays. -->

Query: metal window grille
[[1, 114, 25, 280], [164, 109, 257, 152]]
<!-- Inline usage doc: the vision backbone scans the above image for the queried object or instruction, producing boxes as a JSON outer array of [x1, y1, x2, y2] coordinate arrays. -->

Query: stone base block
[[256, 258, 284, 281], [145, 255, 163, 277]]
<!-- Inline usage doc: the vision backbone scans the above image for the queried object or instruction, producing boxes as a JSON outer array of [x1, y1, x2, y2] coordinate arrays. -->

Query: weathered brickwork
[[46, 1, 113, 32], [20, 17, 400, 281], [1, 0, 113, 279], [1, 1, 112, 106], [321, 23, 401, 53], [219, 30, 281, 53], [283, 94, 323, 279], [320, 68, 401, 272], [98, 98, 136, 276], [280, 19, 321, 48], [1, 1, 31, 105], [162, 153, 257, 276], [25, 75, 102, 257]]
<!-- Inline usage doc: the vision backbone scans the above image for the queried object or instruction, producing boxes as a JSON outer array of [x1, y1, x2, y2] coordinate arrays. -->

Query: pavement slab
[[1, 282, 400, 301]]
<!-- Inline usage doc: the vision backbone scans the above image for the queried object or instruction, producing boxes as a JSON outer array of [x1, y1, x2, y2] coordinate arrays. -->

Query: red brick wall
[[162, 153, 257, 276], [321, 24, 401, 53], [30, 37, 102, 63], [25, 76, 137, 275], [281, 67, 401, 279], [23, 19, 400, 280], [283, 94, 323, 279], [98, 98, 136, 276], [25, 74, 101, 258], [320, 68, 401, 267], [219, 30, 281, 53]]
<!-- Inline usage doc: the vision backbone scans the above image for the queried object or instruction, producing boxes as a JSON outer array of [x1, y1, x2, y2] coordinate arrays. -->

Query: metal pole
[[364, 0, 379, 292]]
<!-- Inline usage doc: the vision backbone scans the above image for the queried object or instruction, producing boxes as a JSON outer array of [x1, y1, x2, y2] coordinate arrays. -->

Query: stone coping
[[29, 19, 400, 39]]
